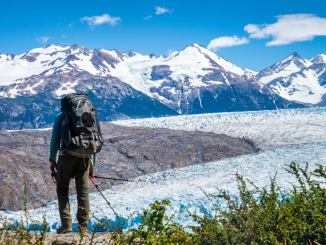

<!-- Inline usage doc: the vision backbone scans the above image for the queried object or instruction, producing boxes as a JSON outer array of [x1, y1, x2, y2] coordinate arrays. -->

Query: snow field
[[269, 67, 326, 104]]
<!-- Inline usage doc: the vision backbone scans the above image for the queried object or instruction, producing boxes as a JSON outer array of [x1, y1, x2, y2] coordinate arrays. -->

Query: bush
[[94, 199, 192, 244], [0, 180, 48, 245], [189, 162, 326, 244], [1, 162, 326, 244], [126, 199, 191, 244]]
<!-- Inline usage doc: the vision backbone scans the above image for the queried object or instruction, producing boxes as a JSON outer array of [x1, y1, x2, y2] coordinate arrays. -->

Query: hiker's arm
[[49, 112, 63, 162], [50, 160, 57, 174]]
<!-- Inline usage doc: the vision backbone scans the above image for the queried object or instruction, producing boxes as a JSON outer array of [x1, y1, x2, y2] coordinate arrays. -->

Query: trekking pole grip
[[89, 176, 97, 187]]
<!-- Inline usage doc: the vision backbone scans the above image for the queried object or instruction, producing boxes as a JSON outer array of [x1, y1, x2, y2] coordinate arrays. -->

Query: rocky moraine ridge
[[0, 122, 255, 211]]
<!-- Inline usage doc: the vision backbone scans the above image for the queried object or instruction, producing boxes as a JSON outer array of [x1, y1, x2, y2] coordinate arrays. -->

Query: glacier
[[115, 107, 326, 151], [1, 107, 326, 231]]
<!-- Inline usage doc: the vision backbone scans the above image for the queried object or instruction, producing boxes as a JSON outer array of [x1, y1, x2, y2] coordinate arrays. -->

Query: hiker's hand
[[50, 160, 57, 174]]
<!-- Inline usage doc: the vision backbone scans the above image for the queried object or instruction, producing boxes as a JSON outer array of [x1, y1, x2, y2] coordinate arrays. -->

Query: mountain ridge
[[0, 43, 324, 130]]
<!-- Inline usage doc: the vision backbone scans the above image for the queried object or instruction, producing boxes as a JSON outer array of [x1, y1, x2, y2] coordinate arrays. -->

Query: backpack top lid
[[61, 93, 92, 114]]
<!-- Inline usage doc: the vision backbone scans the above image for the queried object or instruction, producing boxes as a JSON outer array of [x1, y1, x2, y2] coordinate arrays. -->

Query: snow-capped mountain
[[0, 71, 178, 130], [311, 53, 326, 64], [106, 44, 255, 95], [264, 63, 326, 104], [256, 52, 313, 85], [104, 43, 276, 113], [0, 43, 317, 129], [258, 53, 326, 105], [0, 44, 93, 86], [0, 44, 255, 105]]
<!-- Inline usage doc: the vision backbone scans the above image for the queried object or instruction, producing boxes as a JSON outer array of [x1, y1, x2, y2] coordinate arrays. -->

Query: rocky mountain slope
[[0, 122, 254, 211], [0, 44, 309, 130], [0, 71, 178, 130]]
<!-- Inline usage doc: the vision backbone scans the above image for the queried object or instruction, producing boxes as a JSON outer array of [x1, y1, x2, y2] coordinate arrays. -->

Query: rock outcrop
[[0, 122, 255, 211]]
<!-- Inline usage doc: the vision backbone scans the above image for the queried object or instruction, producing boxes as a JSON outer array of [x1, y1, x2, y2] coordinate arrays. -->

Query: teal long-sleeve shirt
[[49, 112, 64, 162]]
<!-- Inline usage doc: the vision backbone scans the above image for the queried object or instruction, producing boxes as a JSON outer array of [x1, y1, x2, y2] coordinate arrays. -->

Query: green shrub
[[126, 199, 192, 244], [1, 162, 326, 245], [0, 180, 48, 245], [94, 199, 192, 244], [190, 162, 326, 244]]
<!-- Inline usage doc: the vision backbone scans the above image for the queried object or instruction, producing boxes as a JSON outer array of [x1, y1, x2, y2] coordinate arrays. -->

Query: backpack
[[60, 93, 104, 158]]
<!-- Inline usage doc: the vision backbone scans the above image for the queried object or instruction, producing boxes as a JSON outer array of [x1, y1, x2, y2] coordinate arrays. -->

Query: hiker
[[49, 93, 103, 234]]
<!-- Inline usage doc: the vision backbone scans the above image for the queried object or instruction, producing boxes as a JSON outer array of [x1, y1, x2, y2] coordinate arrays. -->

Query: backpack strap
[[91, 131, 97, 153], [57, 136, 61, 151], [76, 99, 82, 110]]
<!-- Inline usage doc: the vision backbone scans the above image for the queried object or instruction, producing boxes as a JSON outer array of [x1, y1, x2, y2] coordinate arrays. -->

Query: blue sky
[[0, 0, 326, 71]]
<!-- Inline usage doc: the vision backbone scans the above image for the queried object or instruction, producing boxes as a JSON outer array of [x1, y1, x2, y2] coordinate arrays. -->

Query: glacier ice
[[1, 107, 326, 231], [115, 107, 326, 151]]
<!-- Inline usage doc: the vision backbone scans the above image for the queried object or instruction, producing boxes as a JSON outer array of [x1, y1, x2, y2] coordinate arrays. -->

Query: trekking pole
[[92, 175, 133, 182], [89, 176, 122, 222]]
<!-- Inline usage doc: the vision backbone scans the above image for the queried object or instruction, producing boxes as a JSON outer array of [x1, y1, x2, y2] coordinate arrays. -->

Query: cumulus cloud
[[144, 15, 152, 20], [207, 36, 249, 51], [155, 6, 173, 15], [35, 36, 50, 44], [244, 14, 326, 46], [81, 14, 121, 27]]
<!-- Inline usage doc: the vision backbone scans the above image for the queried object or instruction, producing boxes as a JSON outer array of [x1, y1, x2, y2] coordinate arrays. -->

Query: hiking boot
[[57, 226, 72, 234]]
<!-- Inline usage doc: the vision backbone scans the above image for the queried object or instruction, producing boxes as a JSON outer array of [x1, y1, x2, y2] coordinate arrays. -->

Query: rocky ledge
[[0, 122, 255, 211]]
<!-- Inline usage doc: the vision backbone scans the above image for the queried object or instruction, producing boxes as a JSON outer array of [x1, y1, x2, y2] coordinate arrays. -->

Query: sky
[[0, 0, 326, 71]]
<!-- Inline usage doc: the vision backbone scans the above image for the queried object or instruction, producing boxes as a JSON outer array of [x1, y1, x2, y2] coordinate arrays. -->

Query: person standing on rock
[[49, 93, 103, 234]]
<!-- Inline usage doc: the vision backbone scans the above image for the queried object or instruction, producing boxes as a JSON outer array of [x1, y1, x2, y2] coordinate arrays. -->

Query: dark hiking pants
[[56, 154, 90, 228]]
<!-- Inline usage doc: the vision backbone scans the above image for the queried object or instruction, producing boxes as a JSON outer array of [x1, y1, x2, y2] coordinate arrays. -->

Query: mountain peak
[[29, 44, 71, 55], [149, 53, 156, 58], [290, 52, 300, 57], [185, 43, 198, 48], [256, 52, 313, 85], [310, 54, 326, 64], [70, 43, 79, 49], [274, 52, 310, 67], [281, 52, 302, 63], [184, 43, 206, 50], [43, 43, 64, 48]]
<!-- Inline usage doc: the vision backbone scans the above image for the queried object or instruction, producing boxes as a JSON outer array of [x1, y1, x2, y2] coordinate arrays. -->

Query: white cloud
[[62, 35, 66, 38], [35, 36, 50, 44], [207, 36, 249, 51], [68, 21, 75, 28], [155, 6, 173, 15], [81, 14, 121, 27], [144, 15, 152, 20], [244, 14, 326, 46]]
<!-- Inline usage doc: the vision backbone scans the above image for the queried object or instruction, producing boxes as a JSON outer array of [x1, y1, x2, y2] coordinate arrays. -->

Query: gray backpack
[[60, 93, 103, 157]]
